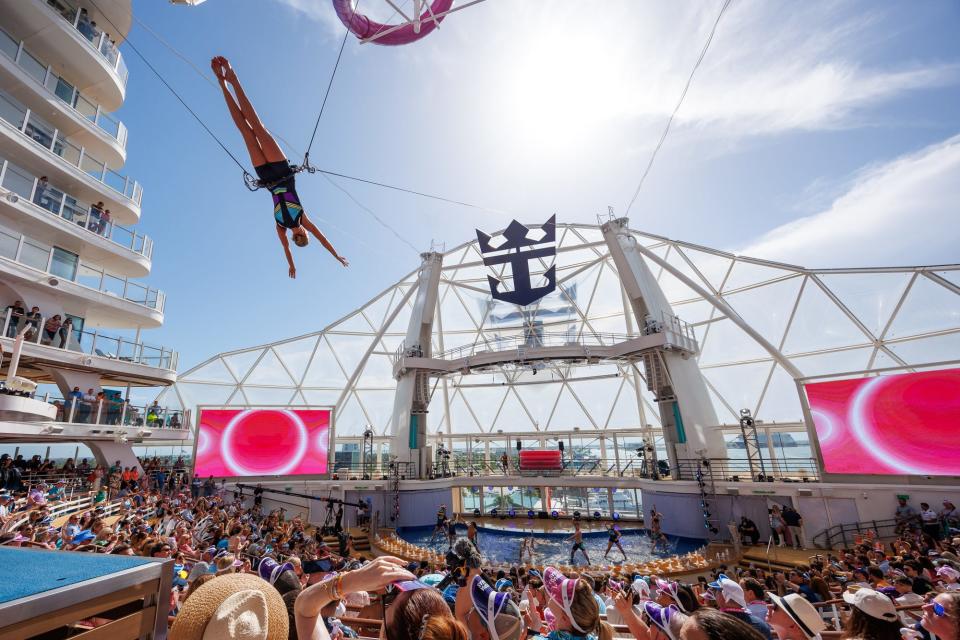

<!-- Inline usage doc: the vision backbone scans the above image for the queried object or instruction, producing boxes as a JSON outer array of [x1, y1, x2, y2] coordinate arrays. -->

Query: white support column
[[601, 218, 726, 466], [389, 252, 443, 478]]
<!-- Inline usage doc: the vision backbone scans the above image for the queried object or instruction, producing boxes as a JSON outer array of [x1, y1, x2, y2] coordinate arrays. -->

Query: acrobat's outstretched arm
[[300, 214, 348, 267], [277, 227, 296, 278]]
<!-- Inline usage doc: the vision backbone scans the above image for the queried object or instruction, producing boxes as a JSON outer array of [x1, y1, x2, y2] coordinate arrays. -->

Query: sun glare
[[496, 28, 632, 153]]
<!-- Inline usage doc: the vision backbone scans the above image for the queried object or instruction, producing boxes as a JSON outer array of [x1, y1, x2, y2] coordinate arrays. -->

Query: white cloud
[[742, 133, 960, 267], [272, 0, 343, 37]]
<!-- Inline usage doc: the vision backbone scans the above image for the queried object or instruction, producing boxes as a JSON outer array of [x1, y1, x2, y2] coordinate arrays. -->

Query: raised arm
[[276, 226, 297, 278], [300, 216, 348, 267]]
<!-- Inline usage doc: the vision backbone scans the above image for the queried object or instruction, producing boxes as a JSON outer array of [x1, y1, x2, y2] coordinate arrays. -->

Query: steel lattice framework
[[161, 224, 960, 439]]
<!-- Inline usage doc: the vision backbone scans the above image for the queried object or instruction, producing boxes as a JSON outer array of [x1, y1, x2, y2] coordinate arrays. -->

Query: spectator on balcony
[[77, 8, 93, 39], [147, 401, 162, 428], [169, 413, 181, 429], [98, 208, 111, 235], [23, 306, 42, 340], [42, 314, 61, 345], [62, 458, 75, 474], [5, 300, 26, 337], [80, 388, 97, 423], [34, 176, 55, 211], [88, 202, 104, 232], [58, 317, 73, 348], [38, 457, 55, 474], [78, 458, 90, 475]]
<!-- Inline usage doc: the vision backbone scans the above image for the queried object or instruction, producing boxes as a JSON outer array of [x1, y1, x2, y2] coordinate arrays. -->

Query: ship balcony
[[0, 0, 131, 111], [0, 156, 152, 277], [0, 226, 164, 328], [1, 310, 176, 386], [0, 93, 141, 223], [0, 26, 127, 166]]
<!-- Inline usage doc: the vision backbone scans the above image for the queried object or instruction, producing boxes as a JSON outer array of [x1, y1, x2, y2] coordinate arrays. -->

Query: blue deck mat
[[0, 546, 157, 604]]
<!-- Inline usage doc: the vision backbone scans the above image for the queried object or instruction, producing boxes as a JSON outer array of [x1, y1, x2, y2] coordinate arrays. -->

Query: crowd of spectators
[[1, 460, 959, 640]]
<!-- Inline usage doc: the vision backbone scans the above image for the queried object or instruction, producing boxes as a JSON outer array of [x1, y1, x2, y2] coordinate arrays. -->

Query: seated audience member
[[767, 592, 826, 640], [841, 588, 902, 640]]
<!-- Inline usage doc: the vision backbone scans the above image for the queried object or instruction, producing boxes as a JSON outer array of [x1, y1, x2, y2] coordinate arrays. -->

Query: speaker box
[[538, 511, 549, 519]]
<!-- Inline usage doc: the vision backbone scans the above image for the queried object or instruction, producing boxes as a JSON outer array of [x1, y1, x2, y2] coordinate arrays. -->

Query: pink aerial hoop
[[332, 0, 454, 46]]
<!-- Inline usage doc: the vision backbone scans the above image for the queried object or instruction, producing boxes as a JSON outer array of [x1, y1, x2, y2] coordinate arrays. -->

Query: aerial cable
[[302, 24, 352, 169], [624, 0, 733, 215], [320, 172, 421, 255], [87, 0, 249, 174]]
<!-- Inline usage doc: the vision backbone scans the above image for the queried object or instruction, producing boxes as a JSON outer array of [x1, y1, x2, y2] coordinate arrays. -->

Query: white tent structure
[[161, 222, 960, 479]]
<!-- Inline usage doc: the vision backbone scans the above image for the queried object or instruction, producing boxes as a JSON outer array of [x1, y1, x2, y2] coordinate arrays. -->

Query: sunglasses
[[933, 602, 946, 617]]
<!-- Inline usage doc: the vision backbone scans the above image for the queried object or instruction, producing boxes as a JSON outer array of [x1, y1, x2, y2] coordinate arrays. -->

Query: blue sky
[[114, 0, 960, 379]]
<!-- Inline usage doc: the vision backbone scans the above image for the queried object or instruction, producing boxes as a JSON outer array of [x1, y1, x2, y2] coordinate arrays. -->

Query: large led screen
[[195, 409, 330, 478], [805, 368, 960, 475]]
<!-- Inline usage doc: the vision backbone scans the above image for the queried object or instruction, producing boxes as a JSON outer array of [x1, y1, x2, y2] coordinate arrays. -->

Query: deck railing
[[0, 25, 127, 147]]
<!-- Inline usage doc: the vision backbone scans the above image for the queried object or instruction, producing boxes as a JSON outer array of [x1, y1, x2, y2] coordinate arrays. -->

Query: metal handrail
[[0, 25, 127, 145], [9, 167, 153, 259], [0, 308, 176, 370], [811, 518, 899, 549], [0, 101, 141, 205], [444, 455, 821, 481]]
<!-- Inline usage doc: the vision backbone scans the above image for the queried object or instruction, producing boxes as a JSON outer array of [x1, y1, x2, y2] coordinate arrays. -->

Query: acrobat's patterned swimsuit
[[254, 160, 303, 229]]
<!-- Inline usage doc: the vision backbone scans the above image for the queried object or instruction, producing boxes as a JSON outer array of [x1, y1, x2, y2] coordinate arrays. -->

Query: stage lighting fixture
[[612, 512, 621, 521], [573, 511, 582, 520], [508, 509, 516, 518], [527, 510, 535, 519], [592, 511, 601, 520], [551, 510, 559, 519], [473, 508, 481, 517], [490, 508, 498, 517]]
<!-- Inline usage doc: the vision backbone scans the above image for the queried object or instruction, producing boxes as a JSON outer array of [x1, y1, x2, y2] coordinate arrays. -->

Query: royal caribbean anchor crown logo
[[476, 215, 557, 306]]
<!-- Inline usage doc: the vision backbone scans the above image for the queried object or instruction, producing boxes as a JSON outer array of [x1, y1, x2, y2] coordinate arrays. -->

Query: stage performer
[[604, 523, 627, 560], [568, 521, 590, 565]]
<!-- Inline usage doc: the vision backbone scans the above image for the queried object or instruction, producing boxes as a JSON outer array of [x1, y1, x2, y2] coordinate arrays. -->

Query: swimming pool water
[[396, 524, 705, 567]]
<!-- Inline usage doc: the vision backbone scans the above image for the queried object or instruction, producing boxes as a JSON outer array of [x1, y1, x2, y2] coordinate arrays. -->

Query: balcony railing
[[42, 0, 129, 87], [0, 94, 141, 206], [0, 227, 165, 313], [0, 157, 152, 260], [0, 26, 127, 148], [1, 308, 177, 370], [40, 394, 186, 429]]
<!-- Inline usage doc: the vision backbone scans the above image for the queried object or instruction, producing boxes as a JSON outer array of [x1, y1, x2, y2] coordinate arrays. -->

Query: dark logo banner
[[476, 215, 557, 306]]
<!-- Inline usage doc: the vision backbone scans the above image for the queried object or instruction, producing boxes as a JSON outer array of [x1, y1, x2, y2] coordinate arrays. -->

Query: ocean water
[[396, 524, 705, 567]]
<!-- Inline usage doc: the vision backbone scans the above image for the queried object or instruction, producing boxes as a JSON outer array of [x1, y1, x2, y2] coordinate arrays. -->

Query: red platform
[[518, 449, 563, 471]]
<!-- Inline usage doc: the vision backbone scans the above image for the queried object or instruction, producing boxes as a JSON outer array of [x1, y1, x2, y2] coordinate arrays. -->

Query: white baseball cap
[[707, 574, 748, 609], [769, 593, 827, 639], [842, 588, 897, 622]]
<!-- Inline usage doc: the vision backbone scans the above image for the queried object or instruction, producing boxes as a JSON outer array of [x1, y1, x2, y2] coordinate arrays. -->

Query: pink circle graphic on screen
[[810, 409, 836, 443], [849, 373, 960, 475], [196, 428, 212, 456], [220, 410, 309, 476]]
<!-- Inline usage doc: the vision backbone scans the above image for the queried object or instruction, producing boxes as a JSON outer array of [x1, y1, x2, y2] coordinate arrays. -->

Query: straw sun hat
[[170, 573, 289, 640]]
